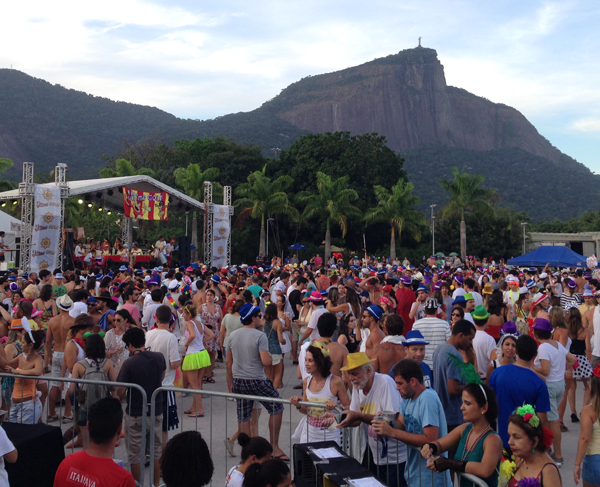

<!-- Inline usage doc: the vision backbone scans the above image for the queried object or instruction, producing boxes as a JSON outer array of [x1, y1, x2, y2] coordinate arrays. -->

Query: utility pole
[[521, 222, 528, 255], [266, 218, 275, 259], [430, 204, 436, 256]]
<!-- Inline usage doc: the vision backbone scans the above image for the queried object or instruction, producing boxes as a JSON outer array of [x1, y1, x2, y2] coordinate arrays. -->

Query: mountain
[[0, 48, 598, 221]]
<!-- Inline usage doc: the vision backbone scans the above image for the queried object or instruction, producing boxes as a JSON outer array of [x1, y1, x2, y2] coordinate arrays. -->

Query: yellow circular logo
[[43, 212, 54, 224], [41, 238, 51, 249], [43, 189, 53, 201], [218, 246, 224, 254], [219, 208, 226, 217], [219, 226, 226, 235], [39, 260, 49, 270]]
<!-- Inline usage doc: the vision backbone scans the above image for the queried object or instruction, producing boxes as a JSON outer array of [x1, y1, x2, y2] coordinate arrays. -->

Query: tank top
[[508, 462, 561, 487], [342, 332, 360, 354], [187, 319, 206, 355], [264, 321, 282, 355], [571, 338, 586, 355], [306, 375, 338, 427], [454, 424, 499, 487], [73, 339, 86, 362], [588, 420, 600, 455]]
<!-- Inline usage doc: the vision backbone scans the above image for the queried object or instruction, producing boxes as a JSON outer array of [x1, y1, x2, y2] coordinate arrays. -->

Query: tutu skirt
[[182, 350, 211, 371]]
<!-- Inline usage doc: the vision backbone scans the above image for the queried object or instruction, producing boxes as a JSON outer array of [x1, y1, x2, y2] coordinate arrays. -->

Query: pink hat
[[31, 308, 43, 318], [308, 291, 323, 302], [380, 296, 392, 306]]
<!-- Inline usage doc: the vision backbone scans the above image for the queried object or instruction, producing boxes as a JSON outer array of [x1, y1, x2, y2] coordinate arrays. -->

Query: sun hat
[[240, 303, 260, 321], [519, 287, 530, 295], [567, 280, 577, 289], [383, 285, 393, 293], [57, 295, 74, 312], [472, 305, 490, 320], [119, 265, 127, 271], [432, 282, 442, 290], [148, 278, 160, 286], [55, 273, 64, 279], [453, 295, 467, 305], [380, 296, 392, 306], [525, 279, 537, 289], [9, 283, 19, 293], [366, 304, 383, 321], [482, 283, 493, 295], [463, 293, 474, 301], [501, 321, 519, 336], [583, 289, 594, 297], [88, 296, 98, 304], [532, 292, 547, 307], [453, 275, 464, 284], [416, 284, 428, 293], [402, 330, 429, 346], [210, 275, 221, 284], [539, 272, 548, 279], [308, 290, 324, 302], [533, 318, 553, 333], [96, 291, 113, 302], [400, 276, 411, 285], [168, 280, 180, 291], [31, 308, 43, 318], [340, 352, 374, 371]]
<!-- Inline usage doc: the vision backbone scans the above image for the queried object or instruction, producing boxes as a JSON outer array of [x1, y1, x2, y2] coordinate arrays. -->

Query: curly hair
[[508, 411, 548, 453], [307, 345, 332, 378], [161, 431, 214, 487]]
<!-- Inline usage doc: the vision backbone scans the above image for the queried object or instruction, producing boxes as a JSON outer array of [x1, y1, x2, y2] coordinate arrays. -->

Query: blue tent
[[288, 243, 306, 250], [507, 246, 589, 268]]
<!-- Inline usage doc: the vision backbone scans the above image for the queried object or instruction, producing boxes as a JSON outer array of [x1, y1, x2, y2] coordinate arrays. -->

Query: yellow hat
[[340, 352, 375, 371]]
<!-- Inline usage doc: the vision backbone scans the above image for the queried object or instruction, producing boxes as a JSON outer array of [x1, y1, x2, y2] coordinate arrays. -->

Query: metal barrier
[[0, 372, 149, 486]]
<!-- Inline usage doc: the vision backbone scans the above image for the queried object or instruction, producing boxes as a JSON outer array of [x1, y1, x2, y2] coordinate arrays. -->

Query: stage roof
[[0, 176, 205, 212]]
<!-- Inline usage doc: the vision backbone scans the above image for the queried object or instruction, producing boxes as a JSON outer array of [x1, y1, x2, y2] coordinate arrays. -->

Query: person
[[160, 431, 214, 487], [96, 291, 116, 332], [565, 307, 593, 424], [362, 304, 385, 358], [220, 299, 244, 359], [226, 434, 273, 487], [142, 289, 164, 330], [145, 304, 182, 442], [243, 458, 291, 487], [409, 284, 429, 322], [104, 310, 131, 375], [372, 359, 449, 487], [412, 298, 451, 368], [338, 312, 360, 353], [263, 303, 286, 389], [421, 383, 502, 487], [33, 283, 56, 330], [290, 342, 350, 445], [472, 305, 496, 380], [227, 303, 288, 461], [201, 288, 222, 384], [372, 314, 406, 375], [506, 407, 562, 487], [337, 352, 407, 487], [395, 276, 416, 333], [181, 302, 213, 417], [432, 319, 476, 460], [489, 335, 551, 448], [574, 365, 600, 486], [299, 291, 328, 343], [53, 398, 135, 487], [116, 327, 166, 487], [486, 327, 518, 380], [0, 425, 16, 486], [121, 287, 141, 327]]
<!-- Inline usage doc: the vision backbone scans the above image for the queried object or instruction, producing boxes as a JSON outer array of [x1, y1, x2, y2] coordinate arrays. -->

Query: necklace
[[461, 423, 491, 461]]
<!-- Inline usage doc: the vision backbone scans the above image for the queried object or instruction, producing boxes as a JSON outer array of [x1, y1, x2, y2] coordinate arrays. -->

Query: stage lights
[[87, 203, 93, 208], [1, 202, 5, 207], [12, 200, 17, 205], [98, 207, 103, 212], [107, 210, 112, 215], [78, 199, 83, 204], [107, 190, 114, 196]]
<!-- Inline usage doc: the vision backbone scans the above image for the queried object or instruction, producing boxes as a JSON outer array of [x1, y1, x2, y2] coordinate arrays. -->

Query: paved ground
[[49, 357, 583, 487]]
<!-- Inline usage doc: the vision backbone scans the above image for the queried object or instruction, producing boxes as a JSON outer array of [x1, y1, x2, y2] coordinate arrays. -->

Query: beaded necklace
[[461, 424, 491, 461]]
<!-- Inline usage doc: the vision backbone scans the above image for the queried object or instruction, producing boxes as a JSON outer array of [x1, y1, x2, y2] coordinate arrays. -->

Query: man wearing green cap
[[472, 305, 496, 380]]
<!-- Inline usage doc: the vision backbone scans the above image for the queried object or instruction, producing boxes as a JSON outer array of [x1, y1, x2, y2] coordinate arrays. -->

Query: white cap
[[539, 272, 548, 279]]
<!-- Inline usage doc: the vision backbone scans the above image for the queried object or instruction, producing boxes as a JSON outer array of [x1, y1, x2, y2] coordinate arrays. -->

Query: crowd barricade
[[0, 372, 149, 486]]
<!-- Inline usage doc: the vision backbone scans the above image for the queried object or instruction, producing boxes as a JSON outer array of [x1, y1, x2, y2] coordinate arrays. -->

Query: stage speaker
[[62, 230, 75, 271], [179, 236, 191, 265], [149, 258, 159, 268], [105, 257, 120, 270]]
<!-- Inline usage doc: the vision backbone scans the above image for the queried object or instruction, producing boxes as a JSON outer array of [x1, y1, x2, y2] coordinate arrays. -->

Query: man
[[38, 269, 52, 291], [337, 353, 407, 487], [52, 272, 68, 298], [471, 305, 496, 379], [489, 335, 550, 449], [226, 303, 288, 460], [69, 289, 89, 319], [388, 330, 433, 388], [121, 287, 141, 326], [412, 298, 451, 368], [145, 305, 181, 446], [372, 314, 406, 375], [273, 272, 290, 297], [580, 289, 596, 322], [362, 304, 385, 359], [395, 276, 416, 333], [96, 292, 116, 332], [373, 359, 449, 487], [462, 293, 475, 322], [142, 289, 164, 330], [247, 275, 263, 298], [299, 291, 328, 343], [408, 284, 429, 322], [451, 275, 465, 299], [53, 398, 135, 487], [143, 279, 161, 315], [46, 295, 75, 421], [314, 253, 323, 269], [490, 272, 501, 291], [464, 278, 483, 307], [432, 319, 475, 459], [87, 296, 101, 325], [117, 327, 166, 486]]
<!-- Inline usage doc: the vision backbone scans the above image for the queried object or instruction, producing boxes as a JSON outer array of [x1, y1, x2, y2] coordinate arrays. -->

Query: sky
[[2, 1, 599, 171]]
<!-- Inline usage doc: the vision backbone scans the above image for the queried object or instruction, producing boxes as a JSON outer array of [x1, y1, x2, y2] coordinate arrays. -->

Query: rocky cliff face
[[270, 48, 563, 163]]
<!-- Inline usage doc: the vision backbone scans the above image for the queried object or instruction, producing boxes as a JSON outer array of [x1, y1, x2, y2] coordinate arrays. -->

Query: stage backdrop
[[31, 184, 62, 274], [212, 205, 230, 268], [122, 187, 169, 220]]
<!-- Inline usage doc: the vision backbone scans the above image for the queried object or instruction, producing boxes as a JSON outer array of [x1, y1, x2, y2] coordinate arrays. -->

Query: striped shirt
[[412, 317, 452, 368], [560, 292, 581, 311]]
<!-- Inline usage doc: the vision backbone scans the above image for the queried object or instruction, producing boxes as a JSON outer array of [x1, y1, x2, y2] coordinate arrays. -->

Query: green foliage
[[530, 211, 600, 233], [99, 158, 156, 179], [174, 165, 220, 202], [438, 167, 497, 221]]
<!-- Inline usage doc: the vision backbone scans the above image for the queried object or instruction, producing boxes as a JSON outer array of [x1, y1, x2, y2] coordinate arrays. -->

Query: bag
[[76, 359, 111, 411]]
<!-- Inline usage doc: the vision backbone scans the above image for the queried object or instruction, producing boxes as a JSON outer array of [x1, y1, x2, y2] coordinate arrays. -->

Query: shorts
[[271, 354, 282, 366], [583, 454, 600, 486], [125, 414, 163, 464], [162, 390, 179, 432], [291, 321, 302, 342], [76, 407, 88, 427], [546, 380, 565, 422], [49, 352, 65, 389], [9, 400, 42, 424], [232, 378, 284, 423]]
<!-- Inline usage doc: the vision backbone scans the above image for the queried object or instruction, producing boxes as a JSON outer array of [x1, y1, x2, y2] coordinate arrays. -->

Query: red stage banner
[[122, 187, 169, 220]]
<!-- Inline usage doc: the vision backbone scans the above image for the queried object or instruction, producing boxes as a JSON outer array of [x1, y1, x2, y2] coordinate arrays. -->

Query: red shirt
[[54, 451, 135, 487], [395, 287, 416, 332]]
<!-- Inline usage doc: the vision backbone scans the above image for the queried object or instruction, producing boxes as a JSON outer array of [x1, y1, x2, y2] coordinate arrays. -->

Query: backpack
[[76, 359, 111, 411]]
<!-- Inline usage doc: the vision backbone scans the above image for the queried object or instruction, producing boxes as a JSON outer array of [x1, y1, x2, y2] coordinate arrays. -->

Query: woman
[[564, 308, 592, 424], [575, 366, 600, 486], [505, 407, 562, 487], [450, 307, 465, 328], [201, 288, 222, 383], [182, 302, 213, 417], [420, 383, 501, 487], [337, 312, 359, 353], [243, 458, 291, 487], [486, 327, 518, 380], [226, 434, 273, 487], [32, 284, 56, 330], [432, 289, 447, 321], [290, 343, 350, 445], [161, 431, 214, 487], [104, 309, 133, 374], [529, 293, 551, 328], [532, 318, 576, 465], [262, 304, 286, 390], [86, 277, 97, 298], [295, 293, 312, 341], [550, 307, 569, 348], [486, 299, 505, 340], [276, 295, 292, 357]]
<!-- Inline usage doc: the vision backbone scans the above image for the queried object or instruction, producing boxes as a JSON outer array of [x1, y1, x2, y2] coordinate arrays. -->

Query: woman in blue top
[[262, 304, 286, 389], [421, 383, 502, 487]]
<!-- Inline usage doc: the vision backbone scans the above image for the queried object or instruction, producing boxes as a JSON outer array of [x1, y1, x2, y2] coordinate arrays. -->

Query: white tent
[[0, 209, 20, 268]]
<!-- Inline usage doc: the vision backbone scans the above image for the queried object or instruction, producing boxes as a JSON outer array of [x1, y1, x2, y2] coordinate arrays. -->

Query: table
[[3, 422, 64, 487]]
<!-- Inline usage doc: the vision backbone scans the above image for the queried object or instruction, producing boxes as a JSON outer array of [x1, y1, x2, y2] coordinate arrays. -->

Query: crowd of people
[[0, 253, 599, 486]]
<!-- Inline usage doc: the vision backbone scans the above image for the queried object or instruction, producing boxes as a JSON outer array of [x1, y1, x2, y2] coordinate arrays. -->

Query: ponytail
[[243, 459, 289, 487]]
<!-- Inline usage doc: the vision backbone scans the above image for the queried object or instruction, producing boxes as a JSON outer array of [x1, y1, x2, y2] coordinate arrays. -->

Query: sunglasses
[[451, 313, 461, 317]]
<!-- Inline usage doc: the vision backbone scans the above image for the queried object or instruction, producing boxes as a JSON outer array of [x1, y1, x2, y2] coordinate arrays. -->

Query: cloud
[[572, 119, 600, 133]]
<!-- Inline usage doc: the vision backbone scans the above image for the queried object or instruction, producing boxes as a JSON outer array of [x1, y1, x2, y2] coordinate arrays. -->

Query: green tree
[[0, 159, 17, 192], [297, 172, 361, 261], [99, 158, 156, 179], [364, 180, 426, 261], [174, 164, 220, 262], [235, 166, 296, 257], [438, 167, 497, 260]]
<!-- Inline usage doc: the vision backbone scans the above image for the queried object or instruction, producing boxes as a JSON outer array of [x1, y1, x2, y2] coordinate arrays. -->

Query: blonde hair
[[22, 284, 40, 300], [184, 302, 197, 318]]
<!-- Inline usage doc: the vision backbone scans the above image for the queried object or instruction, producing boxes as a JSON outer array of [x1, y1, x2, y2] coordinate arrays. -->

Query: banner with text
[[122, 187, 169, 220], [31, 184, 62, 274], [212, 205, 230, 268]]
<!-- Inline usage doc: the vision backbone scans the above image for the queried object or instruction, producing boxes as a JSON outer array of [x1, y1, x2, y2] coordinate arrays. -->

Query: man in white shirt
[[463, 278, 483, 307], [471, 306, 496, 379], [299, 291, 328, 342], [412, 298, 451, 368], [144, 305, 181, 445], [451, 275, 466, 299], [69, 290, 89, 319], [142, 289, 164, 330]]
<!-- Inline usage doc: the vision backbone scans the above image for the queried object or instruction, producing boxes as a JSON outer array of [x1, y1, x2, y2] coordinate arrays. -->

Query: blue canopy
[[288, 243, 306, 250], [507, 246, 589, 268]]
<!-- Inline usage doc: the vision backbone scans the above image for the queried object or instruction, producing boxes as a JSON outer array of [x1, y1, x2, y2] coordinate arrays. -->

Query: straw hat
[[340, 352, 375, 371]]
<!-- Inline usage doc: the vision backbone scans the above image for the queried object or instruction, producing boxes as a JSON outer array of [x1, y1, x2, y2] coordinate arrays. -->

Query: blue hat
[[8, 276, 16, 282], [88, 296, 98, 303], [96, 273, 104, 280], [377, 269, 386, 275], [148, 279, 160, 286], [119, 265, 127, 271], [22, 273, 28, 279], [247, 268, 254, 275], [240, 303, 260, 321], [416, 284, 429, 293], [525, 279, 536, 289], [320, 290, 328, 296], [211, 275, 221, 284], [265, 265, 271, 271], [453, 295, 467, 305], [107, 272, 114, 278], [135, 269, 143, 275], [402, 330, 429, 346], [366, 304, 383, 321]]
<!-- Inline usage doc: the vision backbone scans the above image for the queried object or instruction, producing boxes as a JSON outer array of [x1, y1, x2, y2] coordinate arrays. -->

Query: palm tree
[[99, 158, 156, 178], [438, 167, 497, 261], [174, 164, 220, 263], [364, 179, 426, 261], [235, 166, 296, 258], [297, 172, 361, 262]]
